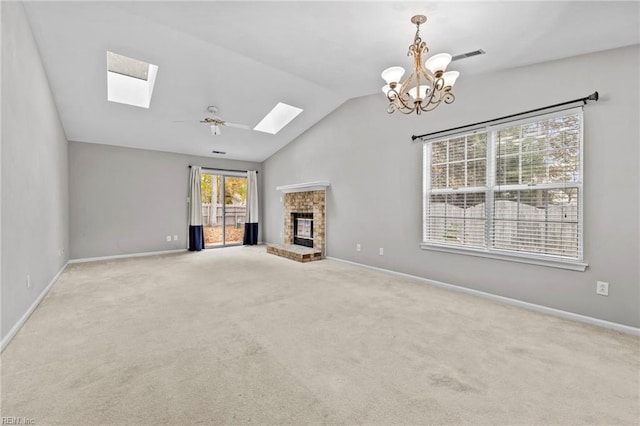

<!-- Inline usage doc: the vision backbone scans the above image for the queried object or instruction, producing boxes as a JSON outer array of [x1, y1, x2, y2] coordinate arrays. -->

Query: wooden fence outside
[[427, 200, 579, 258], [202, 203, 246, 227]]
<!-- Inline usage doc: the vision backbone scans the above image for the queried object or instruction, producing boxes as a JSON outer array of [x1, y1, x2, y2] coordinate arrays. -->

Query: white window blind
[[423, 108, 584, 264], [425, 133, 488, 248]]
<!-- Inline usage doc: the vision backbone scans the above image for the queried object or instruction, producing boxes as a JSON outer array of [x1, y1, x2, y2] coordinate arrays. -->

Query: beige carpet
[[1, 246, 638, 425]]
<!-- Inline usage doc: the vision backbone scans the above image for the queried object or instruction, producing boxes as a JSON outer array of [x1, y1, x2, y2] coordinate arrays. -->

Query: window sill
[[419, 243, 588, 271]]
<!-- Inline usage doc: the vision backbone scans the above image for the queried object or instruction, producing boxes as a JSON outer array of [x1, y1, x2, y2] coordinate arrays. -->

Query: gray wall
[[1, 3, 70, 339], [263, 45, 640, 328], [69, 142, 262, 259]]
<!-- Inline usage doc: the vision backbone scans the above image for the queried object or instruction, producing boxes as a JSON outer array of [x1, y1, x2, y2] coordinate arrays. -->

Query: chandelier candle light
[[382, 15, 459, 114]]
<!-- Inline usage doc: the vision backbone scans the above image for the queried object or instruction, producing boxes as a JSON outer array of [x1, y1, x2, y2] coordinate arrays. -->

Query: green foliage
[[201, 174, 213, 204], [224, 177, 247, 204], [200, 174, 247, 205]]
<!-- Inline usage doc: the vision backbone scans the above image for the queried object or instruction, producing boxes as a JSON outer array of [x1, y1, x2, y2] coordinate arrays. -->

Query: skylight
[[253, 102, 303, 134], [107, 51, 158, 108]]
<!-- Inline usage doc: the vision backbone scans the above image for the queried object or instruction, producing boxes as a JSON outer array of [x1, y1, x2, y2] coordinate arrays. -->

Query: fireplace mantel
[[276, 181, 330, 193]]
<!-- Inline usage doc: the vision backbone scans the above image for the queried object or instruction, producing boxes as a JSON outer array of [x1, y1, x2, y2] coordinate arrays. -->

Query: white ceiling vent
[[452, 49, 486, 62], [107, 51, 158, 108]]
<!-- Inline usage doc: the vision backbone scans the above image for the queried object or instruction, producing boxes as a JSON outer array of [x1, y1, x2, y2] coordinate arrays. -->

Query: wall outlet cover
[[596, 281, 609, 296]]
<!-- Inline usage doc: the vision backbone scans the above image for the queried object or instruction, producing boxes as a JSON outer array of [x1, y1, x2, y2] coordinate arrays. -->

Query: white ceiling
[[24, 1, 639, 162]]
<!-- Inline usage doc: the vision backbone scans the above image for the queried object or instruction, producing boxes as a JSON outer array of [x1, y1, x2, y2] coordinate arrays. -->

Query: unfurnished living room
[[1, 1, 639, 425]]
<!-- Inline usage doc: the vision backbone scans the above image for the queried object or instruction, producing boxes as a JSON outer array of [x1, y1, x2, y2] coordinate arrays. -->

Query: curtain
[[243, 170, 259, 245], [188, 166, 204, 251]]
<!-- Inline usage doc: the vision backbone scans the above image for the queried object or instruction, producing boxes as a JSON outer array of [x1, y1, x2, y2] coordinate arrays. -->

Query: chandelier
[[381, 15, 459, 115]]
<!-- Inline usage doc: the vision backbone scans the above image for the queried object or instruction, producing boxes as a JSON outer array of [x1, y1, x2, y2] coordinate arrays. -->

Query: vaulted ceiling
[[24, 1, 639, 162]]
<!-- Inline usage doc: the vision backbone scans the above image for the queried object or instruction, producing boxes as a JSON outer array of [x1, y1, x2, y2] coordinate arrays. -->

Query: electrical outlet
[[596, 281, 609, 296], [173, 235, 178, 241], [26, 275, 31, 289], [379, 248, 384, 256], [356, 243, 361, 252], [166, 235, 172, 242]]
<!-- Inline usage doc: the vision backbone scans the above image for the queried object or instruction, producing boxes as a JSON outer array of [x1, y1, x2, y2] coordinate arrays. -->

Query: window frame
[[421, 107, 587, 271]]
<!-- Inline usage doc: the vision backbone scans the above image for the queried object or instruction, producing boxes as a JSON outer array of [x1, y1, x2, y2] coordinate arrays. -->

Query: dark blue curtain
[[188, 225, 205, 251], [243, 223, 258, 245]]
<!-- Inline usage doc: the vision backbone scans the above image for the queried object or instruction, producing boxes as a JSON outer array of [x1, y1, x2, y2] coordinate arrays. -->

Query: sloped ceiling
[[23, 1, 639, 162]]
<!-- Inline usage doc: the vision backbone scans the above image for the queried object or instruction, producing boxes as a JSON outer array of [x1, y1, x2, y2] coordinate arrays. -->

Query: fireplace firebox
[[292, 212, 313, 248]]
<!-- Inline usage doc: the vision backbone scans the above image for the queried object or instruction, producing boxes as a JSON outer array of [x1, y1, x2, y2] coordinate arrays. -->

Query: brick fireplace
[[267, 181, 329, 262], [283, 190, 325, 253]]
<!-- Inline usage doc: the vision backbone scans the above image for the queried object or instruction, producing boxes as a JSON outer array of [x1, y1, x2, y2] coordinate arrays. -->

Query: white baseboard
[[326, 257, 640, 336], [1, 262, 69, 352], [68, 248, 187, 264]]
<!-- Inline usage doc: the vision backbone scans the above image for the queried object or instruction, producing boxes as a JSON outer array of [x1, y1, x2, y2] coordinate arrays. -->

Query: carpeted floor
[[1, 246, 638, 425]]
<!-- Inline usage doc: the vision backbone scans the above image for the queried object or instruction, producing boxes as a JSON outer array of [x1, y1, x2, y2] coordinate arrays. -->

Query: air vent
[[452, 49, 486, 62], [211, 150, 226, 155]]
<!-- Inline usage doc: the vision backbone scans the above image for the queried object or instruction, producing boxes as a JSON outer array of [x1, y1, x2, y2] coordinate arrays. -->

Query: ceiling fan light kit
[[382, 14, 459, 115]]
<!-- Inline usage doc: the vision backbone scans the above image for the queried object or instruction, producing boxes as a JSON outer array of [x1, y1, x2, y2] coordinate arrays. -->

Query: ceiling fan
[[177, 106, 252, 136]]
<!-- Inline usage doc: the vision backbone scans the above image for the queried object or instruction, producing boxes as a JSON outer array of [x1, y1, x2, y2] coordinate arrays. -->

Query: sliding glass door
[[200, 171, 247, 247]]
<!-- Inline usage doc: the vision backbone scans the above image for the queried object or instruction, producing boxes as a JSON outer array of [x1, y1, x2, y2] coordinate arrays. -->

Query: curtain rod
[[411, 91, 599, 141], [188, 166, 258, 174]]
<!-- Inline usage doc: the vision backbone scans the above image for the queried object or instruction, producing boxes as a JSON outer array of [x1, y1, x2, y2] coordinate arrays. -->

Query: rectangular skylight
[[107, 51, 158, 108], [253, 102, 303, 134]]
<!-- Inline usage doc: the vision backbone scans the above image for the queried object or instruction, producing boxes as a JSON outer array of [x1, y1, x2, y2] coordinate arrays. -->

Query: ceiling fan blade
[[224, 122, 252, 130]]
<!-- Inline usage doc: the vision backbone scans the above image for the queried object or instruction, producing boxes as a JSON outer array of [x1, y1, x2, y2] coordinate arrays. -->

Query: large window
[[422, 108, 584, 269]]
